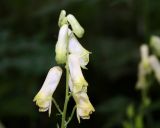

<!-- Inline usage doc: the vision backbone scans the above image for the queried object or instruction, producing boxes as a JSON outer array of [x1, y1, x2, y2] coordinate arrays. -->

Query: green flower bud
[[58, 10, 68, 27], [150, 36, 160, 57], [67, 14, 84, 38]]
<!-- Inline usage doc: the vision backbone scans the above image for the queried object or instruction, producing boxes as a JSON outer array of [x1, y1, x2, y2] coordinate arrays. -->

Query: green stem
[[61, 65, 70, 128], [61, 44, 70, 128], [52, 98, 62, 114], [66, 105, 76, 125], [136, 88, 149, 128]]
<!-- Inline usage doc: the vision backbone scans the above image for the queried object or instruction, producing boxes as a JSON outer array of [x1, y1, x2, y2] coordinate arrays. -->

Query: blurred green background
[[1, 0, 160, 128]]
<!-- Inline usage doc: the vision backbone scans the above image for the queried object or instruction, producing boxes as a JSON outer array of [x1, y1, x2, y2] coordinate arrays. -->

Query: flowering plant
[[33, 10, 95, 128]]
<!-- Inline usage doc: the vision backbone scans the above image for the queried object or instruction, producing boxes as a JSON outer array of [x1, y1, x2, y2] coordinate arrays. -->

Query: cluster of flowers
[[33, 10, 95, 122], [136, 36, 160, 90]]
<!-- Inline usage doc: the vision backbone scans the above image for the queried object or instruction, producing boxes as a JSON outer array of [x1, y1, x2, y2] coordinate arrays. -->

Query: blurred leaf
[[97, 96, 130, 114], [89, 37, 138, 79]]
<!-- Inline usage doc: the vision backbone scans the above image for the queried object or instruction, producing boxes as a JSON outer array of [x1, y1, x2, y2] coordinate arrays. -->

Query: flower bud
[[150, 36, 160, 57], [33, 66, 62, 116], [55, 24, 68, 64], [67, 14, 84, 38], [58, 10, 68, 27], [149, 55, 160, 83], [69, 33, 90, 69], [68, 54, 88, 93]]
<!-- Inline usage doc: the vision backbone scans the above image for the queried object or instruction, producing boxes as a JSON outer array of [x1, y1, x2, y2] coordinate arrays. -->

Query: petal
[[38, 66, 62, 95], [33, 66, 62, 115], [68, 54, 88, 93], [73, 91, 95, 123], [55, 24, 68, 64], [69, 33, 91, 69]]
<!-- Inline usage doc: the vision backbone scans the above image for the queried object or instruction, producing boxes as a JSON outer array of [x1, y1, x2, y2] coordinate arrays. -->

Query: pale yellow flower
[[33, 66, 62, 116], [69, 32, 91, 69], [69, 76, 95, 123], [75, 92, 95, 123], [55, 24, 68, 64], [67, 14, 84, 38], [149, 55, 160, 83], [68, 54, 88, 93]]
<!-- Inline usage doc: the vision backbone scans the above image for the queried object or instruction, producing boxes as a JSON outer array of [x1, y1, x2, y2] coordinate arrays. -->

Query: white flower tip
[[50, 66, 62, 73]]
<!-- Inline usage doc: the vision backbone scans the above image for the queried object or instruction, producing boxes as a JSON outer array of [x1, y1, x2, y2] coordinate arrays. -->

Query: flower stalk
[[60, 43, 70, 128]]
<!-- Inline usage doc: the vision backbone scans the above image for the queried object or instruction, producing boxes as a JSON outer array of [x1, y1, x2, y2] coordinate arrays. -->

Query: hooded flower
[[75, 92, 95, 123], [149, 55, 160, 83], [136, 44, 151, 89], [68, 54, 88, 93], [69, 32, 91, 69], [67, 14, 84, 38], [55, 24, 68, 64], [150, 36, 160, 57], [58, 10, 68, 27], [33, 66, 62, 116], [69, 75, 95, 123]]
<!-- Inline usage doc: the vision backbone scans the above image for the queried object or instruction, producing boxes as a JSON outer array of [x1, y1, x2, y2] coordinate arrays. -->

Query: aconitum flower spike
[[33, 66, 62, 116], [69, 32, 91, 69], [55, 24, 68, 64], [68, 54, 88, 93], [67, 14, 84, 38]]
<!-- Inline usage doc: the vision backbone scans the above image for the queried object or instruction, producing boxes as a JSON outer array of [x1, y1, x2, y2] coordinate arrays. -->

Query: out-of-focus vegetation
[[1, 0, 160, 128]]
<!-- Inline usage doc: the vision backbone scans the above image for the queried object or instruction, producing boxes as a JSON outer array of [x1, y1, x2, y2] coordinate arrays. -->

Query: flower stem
[[52, 98, 62, 114], [66, 105, 76, 125], [61, 61, 70, 128], [61, 38, 70, 128]]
